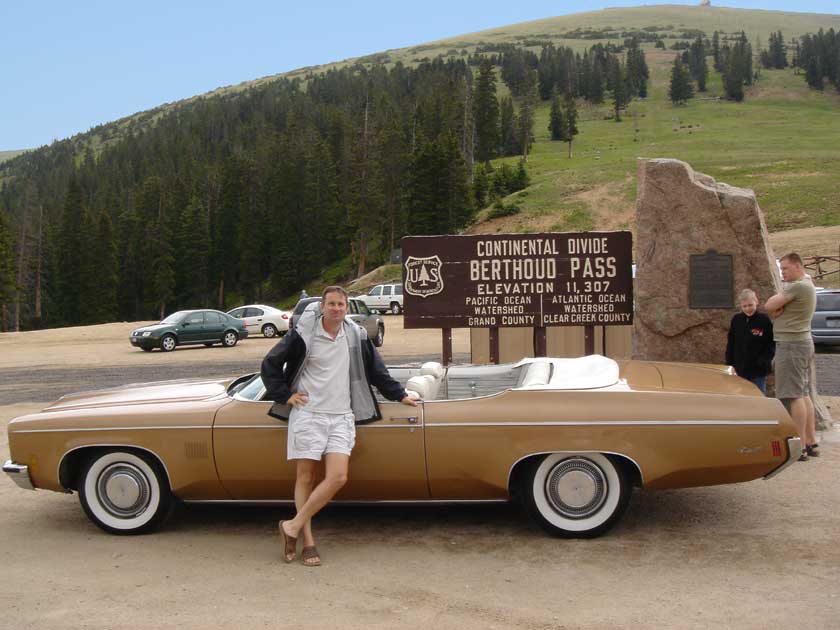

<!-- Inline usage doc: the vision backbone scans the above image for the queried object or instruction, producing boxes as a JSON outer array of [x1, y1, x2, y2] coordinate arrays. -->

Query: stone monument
[[633, 158, 780, 364], [633, 158, 832, 430]]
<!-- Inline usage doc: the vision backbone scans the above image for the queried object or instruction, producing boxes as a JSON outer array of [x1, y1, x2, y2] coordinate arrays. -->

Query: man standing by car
[[765, 253, 818, 459], [261, 286, 417, 566]]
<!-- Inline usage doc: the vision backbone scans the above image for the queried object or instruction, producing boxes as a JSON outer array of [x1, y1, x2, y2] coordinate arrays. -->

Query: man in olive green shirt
[[765, 253, 818, 458]]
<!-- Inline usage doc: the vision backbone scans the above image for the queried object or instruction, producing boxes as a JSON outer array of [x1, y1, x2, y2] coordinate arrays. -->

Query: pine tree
[[724, 53, 745, 101], [688, 36, 708, 91], [517, 68, 539, 159], [806, 56, 824, 90], [548, 89, 566, 141], [56, 178, 85, 325], [669, 56, 694, 105], [0, 205, 16, 330], [609, 58, 628, 122], [472, 162, 490, 209], [473, 59, 500, 164], [498, 96, 518, 156], [95, 209, 119, 322], [712, 31, 722, 71], [562, 91, 579, 158]]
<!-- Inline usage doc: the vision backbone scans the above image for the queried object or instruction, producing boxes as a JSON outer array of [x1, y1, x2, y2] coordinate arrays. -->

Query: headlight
[[142, 331, 152, 337]]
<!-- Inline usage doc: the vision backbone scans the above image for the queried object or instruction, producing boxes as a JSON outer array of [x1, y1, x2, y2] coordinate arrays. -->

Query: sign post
[[402, 231, 633, 363]]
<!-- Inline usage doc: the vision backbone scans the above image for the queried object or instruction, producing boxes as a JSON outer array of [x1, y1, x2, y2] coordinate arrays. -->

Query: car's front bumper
[[130, 336, 159, 348], [764, 437, 802, 480], [3, 460, 35, 490]]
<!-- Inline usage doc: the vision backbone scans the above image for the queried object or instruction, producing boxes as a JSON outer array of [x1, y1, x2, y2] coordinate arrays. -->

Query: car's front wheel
[[160, 334, 177, 352], [390, 302, 402, 315], [78, 450, 173, 535], [262, 323, 278, 338], [521, 453, 631, 538], [222, 330, 239, 347], [373, 324, 384, 347]]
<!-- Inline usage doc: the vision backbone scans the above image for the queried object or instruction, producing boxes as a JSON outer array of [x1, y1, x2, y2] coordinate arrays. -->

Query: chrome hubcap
[[225, 333, 236, 344], [162, 337, 175, 350], [98, 464, 150, 518], [544, 457, 607, 519]]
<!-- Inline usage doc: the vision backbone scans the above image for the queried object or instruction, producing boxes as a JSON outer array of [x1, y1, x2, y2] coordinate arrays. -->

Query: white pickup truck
[[357, 283, 403, 314]]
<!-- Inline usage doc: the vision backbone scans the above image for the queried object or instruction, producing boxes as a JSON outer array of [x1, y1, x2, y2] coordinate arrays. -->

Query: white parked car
[[357, 283, 404, 314], [226, 304, 290, 338]]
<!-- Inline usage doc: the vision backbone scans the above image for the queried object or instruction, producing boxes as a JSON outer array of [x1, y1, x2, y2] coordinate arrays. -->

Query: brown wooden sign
[[402, 231, 633, 329]]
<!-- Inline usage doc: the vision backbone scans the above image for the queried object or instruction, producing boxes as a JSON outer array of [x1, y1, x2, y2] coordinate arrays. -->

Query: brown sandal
[[301, 545, 321, 567], [279, 521, 297, 563]]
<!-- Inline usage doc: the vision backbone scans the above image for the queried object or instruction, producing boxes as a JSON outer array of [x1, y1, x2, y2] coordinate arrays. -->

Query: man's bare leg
[[282, 453, 349, 539], [790, 397, 808, 449], [803, 395, 816, 447], [294, 459, 318, 548]]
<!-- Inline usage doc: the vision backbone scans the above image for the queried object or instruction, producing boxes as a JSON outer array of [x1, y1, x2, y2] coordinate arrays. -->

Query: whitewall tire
[[522, 453, 631, 538], [78, 450, 173, 535]]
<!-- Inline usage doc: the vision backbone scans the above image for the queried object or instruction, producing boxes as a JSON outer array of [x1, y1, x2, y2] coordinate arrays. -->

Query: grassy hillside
[[468, 48, 840, 242], [0, 150, 27, 164], [8, 6, 839, 241]]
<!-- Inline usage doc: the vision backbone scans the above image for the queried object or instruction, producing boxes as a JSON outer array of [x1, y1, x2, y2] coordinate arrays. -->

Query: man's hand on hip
[[288, 391, 309, 407]]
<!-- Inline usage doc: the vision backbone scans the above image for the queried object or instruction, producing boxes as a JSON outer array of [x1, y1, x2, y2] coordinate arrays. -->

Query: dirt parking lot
[[1, 322, 839, 629]]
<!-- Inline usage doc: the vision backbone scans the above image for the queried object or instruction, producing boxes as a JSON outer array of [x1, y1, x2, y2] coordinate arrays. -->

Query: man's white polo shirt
[[296, 318, 351, 414]]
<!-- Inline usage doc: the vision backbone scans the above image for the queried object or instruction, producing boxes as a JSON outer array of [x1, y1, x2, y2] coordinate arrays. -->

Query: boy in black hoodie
[[725, 288, 775, 394]]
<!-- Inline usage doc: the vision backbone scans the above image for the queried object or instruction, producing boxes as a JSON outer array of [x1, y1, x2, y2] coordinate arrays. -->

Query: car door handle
[[391, 416, 418, 423]]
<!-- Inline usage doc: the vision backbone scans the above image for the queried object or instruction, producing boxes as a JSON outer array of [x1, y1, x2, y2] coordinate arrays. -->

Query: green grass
[[478, 54, 840, 235], [0, 149, 28, 163]]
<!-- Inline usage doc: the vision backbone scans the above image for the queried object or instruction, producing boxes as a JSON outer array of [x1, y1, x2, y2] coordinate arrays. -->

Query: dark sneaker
[[798, 450, 809, 462], [806, 445, 820, 458]]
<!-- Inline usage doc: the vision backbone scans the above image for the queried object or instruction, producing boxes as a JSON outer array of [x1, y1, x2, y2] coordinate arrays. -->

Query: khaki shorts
[[287, 408, 356, 461], [775, 339, 814, 400]]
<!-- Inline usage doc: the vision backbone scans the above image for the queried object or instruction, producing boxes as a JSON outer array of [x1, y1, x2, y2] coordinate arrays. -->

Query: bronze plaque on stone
[[689, 250, 733, 309], [401, 232, 633, 329]]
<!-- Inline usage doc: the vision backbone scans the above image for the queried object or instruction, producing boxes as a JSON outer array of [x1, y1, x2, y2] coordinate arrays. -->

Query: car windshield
[[229, 374, 266, 401], [160, 312, 187, 325]]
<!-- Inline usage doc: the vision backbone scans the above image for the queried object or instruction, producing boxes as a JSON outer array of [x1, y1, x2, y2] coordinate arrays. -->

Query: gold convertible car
[[4, 355, 801, 538]]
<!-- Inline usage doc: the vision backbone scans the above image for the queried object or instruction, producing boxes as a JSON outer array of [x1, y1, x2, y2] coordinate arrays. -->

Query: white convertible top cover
[[514, 355, 621, 390]]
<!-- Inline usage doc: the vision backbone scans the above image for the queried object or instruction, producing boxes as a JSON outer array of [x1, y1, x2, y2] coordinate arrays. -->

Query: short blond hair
[[738, 288, 757, 303]]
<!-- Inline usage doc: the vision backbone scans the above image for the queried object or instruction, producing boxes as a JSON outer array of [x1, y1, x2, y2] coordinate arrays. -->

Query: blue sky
[[1, 0, 836, 151]]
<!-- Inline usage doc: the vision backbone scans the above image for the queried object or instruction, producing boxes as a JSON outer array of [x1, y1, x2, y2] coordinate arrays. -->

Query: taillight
[[771, 440, 781, 457], [282, 314, 289, 319]]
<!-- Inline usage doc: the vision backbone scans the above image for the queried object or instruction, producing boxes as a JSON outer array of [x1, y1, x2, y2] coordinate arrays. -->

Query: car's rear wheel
[[521, 453, 631, 538], [373, 324, 384, 347], [160, 334, 177, 352], [262, 323, 278, 338], [222, 331, 239, 347], [78, 450, 173, 535], [390, 302, 401, 315]]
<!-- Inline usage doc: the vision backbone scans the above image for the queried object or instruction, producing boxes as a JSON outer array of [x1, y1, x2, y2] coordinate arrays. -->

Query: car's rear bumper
[[812, 333, 840, 346], [764, 437, 802, 480], [3, 460, 35, 490]]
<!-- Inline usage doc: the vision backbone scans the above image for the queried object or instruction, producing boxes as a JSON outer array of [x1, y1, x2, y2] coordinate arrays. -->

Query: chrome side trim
[[764, 437, 802, 480], [212, 424, 416, 430], [15, 425, 210, 434], [183, 499, 508, 506], [3, 460, 35, 491], [505, 450, 646, 489], [57, 445, 174, 492], [425, 420, 778, 427]]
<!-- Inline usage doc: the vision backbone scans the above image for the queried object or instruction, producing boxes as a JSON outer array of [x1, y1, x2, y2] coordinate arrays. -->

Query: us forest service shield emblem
[[404, 255, 444, 298]]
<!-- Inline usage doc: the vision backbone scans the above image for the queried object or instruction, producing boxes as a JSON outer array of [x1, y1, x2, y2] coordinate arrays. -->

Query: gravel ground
[[2, 322, 839, 629]]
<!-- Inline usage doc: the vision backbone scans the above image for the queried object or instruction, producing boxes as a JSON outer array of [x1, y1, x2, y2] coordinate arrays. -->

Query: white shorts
[[287, 408, 356, 461]]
